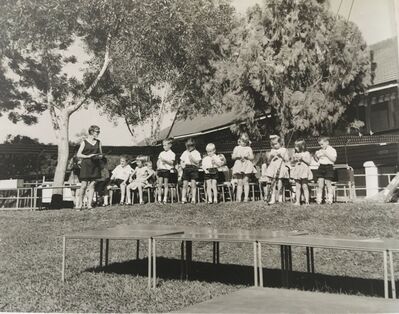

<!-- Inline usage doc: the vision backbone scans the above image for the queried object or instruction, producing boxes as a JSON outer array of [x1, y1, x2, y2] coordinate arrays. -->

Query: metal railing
[[0, 184, 80, 210], [353, 172, 397, 194], [0, 187, 36, 210]]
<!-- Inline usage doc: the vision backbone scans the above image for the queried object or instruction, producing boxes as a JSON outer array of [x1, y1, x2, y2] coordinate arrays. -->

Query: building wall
[[359, 86, 399, 133]]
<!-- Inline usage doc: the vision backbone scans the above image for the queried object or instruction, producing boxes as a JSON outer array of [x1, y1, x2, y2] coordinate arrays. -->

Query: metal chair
[[216, 170, 234, 202]]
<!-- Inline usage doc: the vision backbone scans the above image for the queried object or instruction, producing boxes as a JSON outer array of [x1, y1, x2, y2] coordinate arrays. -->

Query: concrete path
[[176, 287, 399, 313]]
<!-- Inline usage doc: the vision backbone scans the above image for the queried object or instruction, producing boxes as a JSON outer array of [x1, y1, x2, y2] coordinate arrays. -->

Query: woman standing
[[76, 125, 102, 210]]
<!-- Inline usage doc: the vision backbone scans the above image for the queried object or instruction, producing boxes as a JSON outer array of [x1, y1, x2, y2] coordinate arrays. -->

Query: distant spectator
[[67, 155, 81, 207], [258, 153, 270, 201]]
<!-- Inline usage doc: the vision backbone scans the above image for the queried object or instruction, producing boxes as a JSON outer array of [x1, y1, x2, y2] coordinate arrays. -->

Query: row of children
[[105, 133, 336, 206], [105, 139, 227, 205]]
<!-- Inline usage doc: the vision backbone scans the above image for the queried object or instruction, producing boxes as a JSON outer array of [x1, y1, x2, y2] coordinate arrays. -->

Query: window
[[370, 101, 390, 132]]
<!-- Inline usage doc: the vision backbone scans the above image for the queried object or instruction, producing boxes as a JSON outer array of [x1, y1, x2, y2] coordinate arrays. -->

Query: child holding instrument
[[291, 139, 313, 205], [126, 156, 152, 204], [314, 137, 337, 204], [264, 135, 289, 204], [180, 138, 202, 204], [202, 143, 226, 204], [232, 133, 255, 202], [157, 138, 176, 204]]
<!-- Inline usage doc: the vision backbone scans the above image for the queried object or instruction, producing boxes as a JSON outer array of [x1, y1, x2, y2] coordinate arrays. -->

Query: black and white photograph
[[0, 0, 399, 312]]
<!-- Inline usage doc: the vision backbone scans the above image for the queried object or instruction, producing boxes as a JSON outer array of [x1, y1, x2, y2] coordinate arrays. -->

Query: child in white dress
[[258, 153, 270, 200], [126, 156, 152, 204], [232, 133, 255, 202], [264, 135, 289, 204], [291, 140, 313, 205], [202, 143, 226, 204]]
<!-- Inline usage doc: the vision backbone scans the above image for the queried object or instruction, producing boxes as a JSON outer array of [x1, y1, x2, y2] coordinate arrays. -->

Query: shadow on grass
[[86, 257, 396, 298]]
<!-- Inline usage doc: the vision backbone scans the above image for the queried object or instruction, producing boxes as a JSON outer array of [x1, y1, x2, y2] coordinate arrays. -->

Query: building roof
[[167, 109, 243, 139], [370, 37, 399, 86], [138, 38, 399, 144]]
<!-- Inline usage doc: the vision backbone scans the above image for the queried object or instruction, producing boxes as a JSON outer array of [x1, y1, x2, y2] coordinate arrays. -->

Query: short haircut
[[318, 136, 330, 144], [294, 139, 306, 152], [163, 138, 173, 145], [206, 143, 216, 152], [88, 125, 100, 135], [239, 133, 251, 145], [120, 156, 128, 162], [270, 135, 282, 145], [185, 138, 196, 148]]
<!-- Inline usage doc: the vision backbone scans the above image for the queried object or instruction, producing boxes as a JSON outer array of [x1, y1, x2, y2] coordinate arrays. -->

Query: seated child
[[157, 138, 176, 203], [107, 156, 134, 205], [126, 156, 153, 204], [145, 161, 156, 187], [258, 153, 270, 200], [180, 138, 202, 204], [202, 143, 226, 204]]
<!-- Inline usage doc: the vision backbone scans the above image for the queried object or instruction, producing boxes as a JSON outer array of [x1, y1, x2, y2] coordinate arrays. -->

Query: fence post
[[363, 161, 379, 197]]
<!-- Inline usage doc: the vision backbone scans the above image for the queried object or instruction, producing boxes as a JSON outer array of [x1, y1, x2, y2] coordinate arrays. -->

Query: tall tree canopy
[[89, 0, 235, 143], [0, 0, 234, 192], [204, 0, 371, 140]]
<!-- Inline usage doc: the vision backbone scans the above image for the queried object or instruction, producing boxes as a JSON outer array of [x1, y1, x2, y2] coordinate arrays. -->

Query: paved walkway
[[176, 287, 399, 313]]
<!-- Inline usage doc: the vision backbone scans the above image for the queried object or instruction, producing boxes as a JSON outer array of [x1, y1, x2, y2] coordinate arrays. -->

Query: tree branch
[[125, 117, 134, 137], [67, 33, 113, 115]]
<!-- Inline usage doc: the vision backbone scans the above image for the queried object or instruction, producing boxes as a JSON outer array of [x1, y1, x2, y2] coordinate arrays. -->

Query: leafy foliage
[[88, 0, 235, 142], [204, 0, 371, 139], [1, 134, 57, 180]]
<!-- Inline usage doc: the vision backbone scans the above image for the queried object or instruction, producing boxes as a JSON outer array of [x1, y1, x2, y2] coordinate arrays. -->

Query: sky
[[0, 0, 397, 146]]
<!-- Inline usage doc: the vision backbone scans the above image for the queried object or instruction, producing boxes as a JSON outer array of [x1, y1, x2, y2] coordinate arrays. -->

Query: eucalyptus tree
[[205, 0, 371, 139]]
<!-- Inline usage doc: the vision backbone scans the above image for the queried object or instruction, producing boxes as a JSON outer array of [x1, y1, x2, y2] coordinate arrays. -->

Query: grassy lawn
[[0, 201, 399, 312]]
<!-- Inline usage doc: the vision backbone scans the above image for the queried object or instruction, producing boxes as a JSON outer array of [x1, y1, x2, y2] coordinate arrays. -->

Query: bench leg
[[389, 250, 396, 299], [384, 250, 389, 299], [213, 242, 216, 264], [105, 239, 109, 266], [258, 242, 263, 287], [62, 236, 66, 282], [180, 241, 185, 280], [152, 238, 156, 288], [217, 242, 220, 264], [136, 240, 140, 259], [100, 239, 103, 267], [254, 242, 258, 287], [148, 238, 152, 289]]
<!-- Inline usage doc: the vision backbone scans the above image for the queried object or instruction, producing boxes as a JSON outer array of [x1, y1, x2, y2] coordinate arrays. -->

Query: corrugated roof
[[370, 37, 399, 86]]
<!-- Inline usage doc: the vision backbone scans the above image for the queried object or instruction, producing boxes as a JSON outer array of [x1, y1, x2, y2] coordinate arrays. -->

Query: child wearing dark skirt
[[180, 138, 202, 204]]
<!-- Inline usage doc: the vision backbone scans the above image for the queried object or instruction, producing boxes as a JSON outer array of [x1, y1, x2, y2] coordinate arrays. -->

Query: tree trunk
[[51, 112, 70, 208]]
